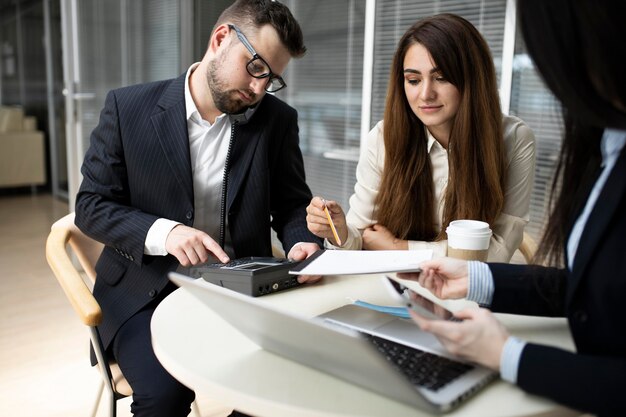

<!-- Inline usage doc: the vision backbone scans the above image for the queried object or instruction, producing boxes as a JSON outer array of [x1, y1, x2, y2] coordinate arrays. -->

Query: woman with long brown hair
[[306, 13, 535, 262]]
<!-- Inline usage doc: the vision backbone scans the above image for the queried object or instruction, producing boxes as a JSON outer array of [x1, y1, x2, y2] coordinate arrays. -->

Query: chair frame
[[47, 213, 202, 417], [46, 213, 128, 417]]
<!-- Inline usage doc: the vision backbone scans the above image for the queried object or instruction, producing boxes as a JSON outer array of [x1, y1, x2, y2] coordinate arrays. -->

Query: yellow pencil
[[322, 199, 342, 246]]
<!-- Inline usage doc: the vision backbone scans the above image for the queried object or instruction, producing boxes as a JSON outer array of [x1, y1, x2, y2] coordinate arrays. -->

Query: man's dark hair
[[215, 0, 306, 58]]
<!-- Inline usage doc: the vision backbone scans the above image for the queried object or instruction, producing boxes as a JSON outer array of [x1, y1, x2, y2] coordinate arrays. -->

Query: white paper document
[[289, 249, 432, 276]]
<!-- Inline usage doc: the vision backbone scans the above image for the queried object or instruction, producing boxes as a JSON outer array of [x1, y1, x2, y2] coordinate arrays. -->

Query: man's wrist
[[145, 218, 181, 255]]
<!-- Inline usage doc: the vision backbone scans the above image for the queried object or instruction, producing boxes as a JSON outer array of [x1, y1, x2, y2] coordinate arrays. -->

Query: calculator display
[[233, 263, 275, 271]]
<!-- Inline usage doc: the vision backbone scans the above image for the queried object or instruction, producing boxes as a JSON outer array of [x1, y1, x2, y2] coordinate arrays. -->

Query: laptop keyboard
[[366, 334, 474, 391]]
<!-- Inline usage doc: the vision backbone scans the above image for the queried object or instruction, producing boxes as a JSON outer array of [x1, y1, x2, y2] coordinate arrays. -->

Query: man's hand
[[287, 242, 322, 284], [362, 224, 408, 250], [165, 224, 230, 266]]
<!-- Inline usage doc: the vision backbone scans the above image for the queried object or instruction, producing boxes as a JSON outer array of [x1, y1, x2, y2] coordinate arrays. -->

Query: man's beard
[[207, 58, 257, 115]]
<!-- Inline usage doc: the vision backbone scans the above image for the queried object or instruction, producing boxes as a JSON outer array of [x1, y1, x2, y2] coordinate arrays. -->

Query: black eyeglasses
[[228, 24, 286, 93]]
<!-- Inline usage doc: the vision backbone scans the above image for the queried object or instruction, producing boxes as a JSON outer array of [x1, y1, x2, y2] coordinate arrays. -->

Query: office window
[[74, 0, 181, 156], [125, 1, 181, 83], [278, 0, 366, 209], [59, 0, 182, 203], [193, 0, 232, 60], [509, 33, 563, 240]]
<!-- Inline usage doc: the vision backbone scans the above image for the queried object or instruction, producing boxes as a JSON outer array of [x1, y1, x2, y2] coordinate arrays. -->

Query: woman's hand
[[362, 224, 408, 250], [306, 197, 348, 246], [398, 257, 469, 299], [409, 308, 509, 371]]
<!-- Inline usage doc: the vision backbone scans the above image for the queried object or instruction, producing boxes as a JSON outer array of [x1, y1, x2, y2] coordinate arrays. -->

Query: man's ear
[[209, 24, 230, 53]]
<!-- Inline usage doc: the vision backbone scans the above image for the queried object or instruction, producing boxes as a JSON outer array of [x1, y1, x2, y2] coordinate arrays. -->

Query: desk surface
[[152, 274, 578, 417]]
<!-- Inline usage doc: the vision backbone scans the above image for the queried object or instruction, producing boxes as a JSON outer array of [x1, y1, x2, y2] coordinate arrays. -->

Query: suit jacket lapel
[[227, 120, 261, 210], [150, 74, 193, 203], [569, 147, 626, 300]]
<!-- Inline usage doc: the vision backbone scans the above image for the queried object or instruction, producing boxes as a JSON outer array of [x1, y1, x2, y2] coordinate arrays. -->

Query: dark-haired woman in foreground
[[399, 1, 626, 415]]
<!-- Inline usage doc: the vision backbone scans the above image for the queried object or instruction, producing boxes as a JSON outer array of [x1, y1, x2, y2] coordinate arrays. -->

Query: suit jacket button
[[149, 289, 157, 298], [573, 310, 588, 323], [186, 211, 193, 220]]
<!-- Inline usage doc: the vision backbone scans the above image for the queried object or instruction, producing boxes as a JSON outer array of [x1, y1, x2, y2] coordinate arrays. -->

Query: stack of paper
[[289, 249, 432, 276]]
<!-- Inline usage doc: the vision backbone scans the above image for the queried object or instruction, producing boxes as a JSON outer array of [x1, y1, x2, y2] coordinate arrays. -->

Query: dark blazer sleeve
[[488, 262, 626, 416], [517, 343, 626, 416], [485, 146, 626, 416], [75, 89, 158, 265], [74, 76, 193, 352], [75, 76, 191, 266], [488, 263, 567, 317]]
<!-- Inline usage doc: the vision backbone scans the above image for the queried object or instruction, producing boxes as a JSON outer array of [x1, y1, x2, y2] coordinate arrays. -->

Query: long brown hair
[[376, 14, 506, 241]]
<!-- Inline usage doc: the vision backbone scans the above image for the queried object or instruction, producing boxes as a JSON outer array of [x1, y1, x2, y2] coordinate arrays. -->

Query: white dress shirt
[[144, 63, 234, 257], [331, 115, 536, 262]]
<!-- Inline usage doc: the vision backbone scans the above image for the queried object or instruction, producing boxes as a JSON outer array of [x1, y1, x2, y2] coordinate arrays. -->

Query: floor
[[0, 193, 231, 417]]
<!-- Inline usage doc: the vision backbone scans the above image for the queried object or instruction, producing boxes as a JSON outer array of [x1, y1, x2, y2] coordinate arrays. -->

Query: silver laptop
[[168, 272, 496, 414]]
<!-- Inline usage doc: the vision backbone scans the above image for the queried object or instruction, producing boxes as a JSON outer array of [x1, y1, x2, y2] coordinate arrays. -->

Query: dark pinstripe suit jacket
[[75, 73, 321, 352], [488, 146, 626, 416]]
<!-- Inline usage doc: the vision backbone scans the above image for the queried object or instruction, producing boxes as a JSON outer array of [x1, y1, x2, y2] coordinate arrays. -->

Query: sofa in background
[[0, 106, 46, 188]]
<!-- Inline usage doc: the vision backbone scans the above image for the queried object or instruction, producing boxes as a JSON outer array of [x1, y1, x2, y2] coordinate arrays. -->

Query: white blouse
[[329, 115, 536, 262]]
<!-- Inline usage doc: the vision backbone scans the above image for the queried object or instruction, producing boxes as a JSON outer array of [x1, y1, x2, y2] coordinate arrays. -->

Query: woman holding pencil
[[306, 13, 535, 262]]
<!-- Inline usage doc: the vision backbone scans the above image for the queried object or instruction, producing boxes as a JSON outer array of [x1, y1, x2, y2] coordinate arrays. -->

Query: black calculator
[[188, 257, 301, 297]]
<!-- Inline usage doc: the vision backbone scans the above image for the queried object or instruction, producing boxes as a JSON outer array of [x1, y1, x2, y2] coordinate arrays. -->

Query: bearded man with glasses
[[74, 1, 322, 416]]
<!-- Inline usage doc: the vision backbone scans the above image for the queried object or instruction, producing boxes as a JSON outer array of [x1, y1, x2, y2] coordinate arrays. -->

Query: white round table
[[152, 274, 579, 417]]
